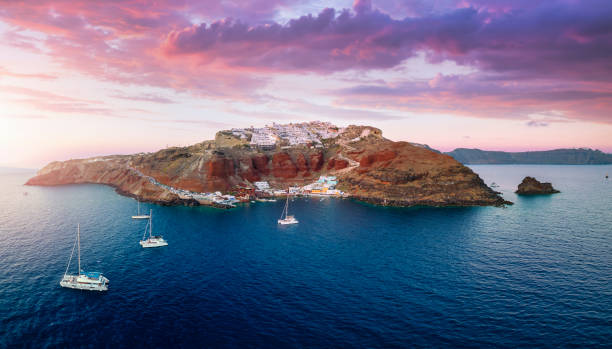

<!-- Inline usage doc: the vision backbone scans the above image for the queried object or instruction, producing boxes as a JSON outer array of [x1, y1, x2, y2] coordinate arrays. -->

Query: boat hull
[[140, 238, 168, 248], [60, 275, 109, 291], [278, 219, 299, 225], [132, 215, 150, 219]]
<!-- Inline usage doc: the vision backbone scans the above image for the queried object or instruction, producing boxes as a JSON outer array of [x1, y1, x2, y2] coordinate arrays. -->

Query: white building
[[254, 181, 270, 191], [250, 129, 277, 150]]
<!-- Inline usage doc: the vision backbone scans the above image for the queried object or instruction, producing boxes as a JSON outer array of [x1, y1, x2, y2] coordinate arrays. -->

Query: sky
[[1, 0, 611, 168]]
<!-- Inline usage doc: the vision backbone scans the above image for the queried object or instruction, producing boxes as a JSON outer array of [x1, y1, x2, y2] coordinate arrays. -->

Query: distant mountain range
[[446, 148, 612, 164], [0, 166, 36, 173]]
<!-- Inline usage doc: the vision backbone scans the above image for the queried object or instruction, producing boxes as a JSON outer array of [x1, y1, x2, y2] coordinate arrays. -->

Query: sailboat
[[278, 193, 298, 225], [132, 201, 150, 219], [140, 209, 168, 248], [60, 224, 109, 291]]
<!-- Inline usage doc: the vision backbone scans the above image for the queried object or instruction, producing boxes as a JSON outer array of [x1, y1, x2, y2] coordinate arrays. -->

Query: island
[[515, 177, 560, 195], [446, 148, 612, 165], [26, 122, 511, 208]]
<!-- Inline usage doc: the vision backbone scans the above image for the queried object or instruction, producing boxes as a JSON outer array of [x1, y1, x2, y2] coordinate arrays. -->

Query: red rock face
[[272, 152, 298, 178], [327, 158, 336, 170], [334, 159, 349, 170], [295, 153, 309, 173], [252, 154, 270, 175], [207, 157, 234, 177], [359, 150, 397, 167], [326, 157, 349, 171], [309, 152, 324, 172], [239, 157, 260, 182], [359, 155, 375, 167], [203, 157, 236, 191]]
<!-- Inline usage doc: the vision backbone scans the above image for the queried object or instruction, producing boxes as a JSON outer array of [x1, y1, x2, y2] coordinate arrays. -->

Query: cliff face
[[25, 156, 192, 205], [26, 125, 510, 207], [336, 130, 508, 206]]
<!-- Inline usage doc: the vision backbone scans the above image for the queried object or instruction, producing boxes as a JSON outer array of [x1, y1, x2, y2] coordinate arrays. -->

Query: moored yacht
[[60, 224, 109, 291], [132, 201, 150, 219], [278, 193, 298, 225], [140, 210, 168, 248]]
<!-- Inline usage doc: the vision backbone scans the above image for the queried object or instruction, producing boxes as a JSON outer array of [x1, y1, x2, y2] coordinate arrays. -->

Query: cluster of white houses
[[254, 176, 345, 197], [229, 121, 342, 150]]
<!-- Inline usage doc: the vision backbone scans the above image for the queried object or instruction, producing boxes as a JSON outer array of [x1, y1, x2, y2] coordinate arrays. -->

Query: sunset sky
[[1, 0, 611, 168]]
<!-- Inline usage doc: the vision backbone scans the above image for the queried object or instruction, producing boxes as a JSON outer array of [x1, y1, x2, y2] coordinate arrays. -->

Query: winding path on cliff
[[333, 152, 360, 175], [126, 164, 185, 197]]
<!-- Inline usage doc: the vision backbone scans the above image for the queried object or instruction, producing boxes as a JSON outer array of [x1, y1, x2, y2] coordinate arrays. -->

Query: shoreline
[[26, 181, 512, 209]]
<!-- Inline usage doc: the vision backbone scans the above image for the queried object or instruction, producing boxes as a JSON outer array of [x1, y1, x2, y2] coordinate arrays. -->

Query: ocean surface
[[1, 165, 611, 348]]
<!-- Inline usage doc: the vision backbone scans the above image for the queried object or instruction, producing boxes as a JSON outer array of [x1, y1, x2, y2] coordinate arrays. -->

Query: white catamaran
[[60, 224, 109, 291], [132, 201, 150, 219], [140, 209, 168, 248], [278, 193, 299, 225]]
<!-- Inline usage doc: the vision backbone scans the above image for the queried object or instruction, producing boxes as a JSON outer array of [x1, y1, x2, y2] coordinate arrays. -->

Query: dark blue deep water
[[1, 165, 611, 348]]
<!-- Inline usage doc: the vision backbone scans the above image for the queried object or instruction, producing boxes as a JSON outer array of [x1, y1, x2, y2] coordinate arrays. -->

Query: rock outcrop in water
[[515, 177, 560, 195], [26, 123, 511, 208]]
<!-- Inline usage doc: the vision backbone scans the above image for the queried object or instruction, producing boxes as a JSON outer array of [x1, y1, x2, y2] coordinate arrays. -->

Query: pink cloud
[[0, 0, 610, 125], [162, 0, 612, 81], [335, 72, 612, 124]]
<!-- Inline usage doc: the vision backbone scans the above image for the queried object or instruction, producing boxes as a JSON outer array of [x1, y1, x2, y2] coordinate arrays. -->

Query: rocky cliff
[[26, 124, 511, 207]]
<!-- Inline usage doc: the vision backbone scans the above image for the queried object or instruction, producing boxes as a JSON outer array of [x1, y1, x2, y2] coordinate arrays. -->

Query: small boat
[[140, 210, 168, 248], [132, 201, 150, 219], [60, 224, 109, 291], [278, 193, 298, 225], [256, 198, 277, 202]]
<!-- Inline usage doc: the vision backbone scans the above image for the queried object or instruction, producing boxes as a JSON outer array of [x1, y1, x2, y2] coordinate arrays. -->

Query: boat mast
[[137, 201, 140, 215], [77, 223, 81, 275], [280, 194, 287, 220], [285, 192, 289, 219], [149, 209, 153, 238], [64, 226, 78, 276]]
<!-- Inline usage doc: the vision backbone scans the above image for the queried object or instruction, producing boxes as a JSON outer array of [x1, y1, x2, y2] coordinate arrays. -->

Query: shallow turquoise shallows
[[1, 165, 611, 347]]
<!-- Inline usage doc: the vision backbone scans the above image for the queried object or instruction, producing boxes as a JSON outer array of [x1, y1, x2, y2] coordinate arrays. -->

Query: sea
[[0, 165, 611, 348]]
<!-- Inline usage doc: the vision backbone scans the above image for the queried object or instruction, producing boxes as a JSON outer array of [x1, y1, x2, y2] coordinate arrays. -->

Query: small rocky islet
[[515, 176, 560, 195], [26, 122, 512, 208]]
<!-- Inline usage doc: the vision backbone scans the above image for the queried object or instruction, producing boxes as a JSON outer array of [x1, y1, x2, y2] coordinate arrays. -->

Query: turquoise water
[[0, 165, 611, 347]]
